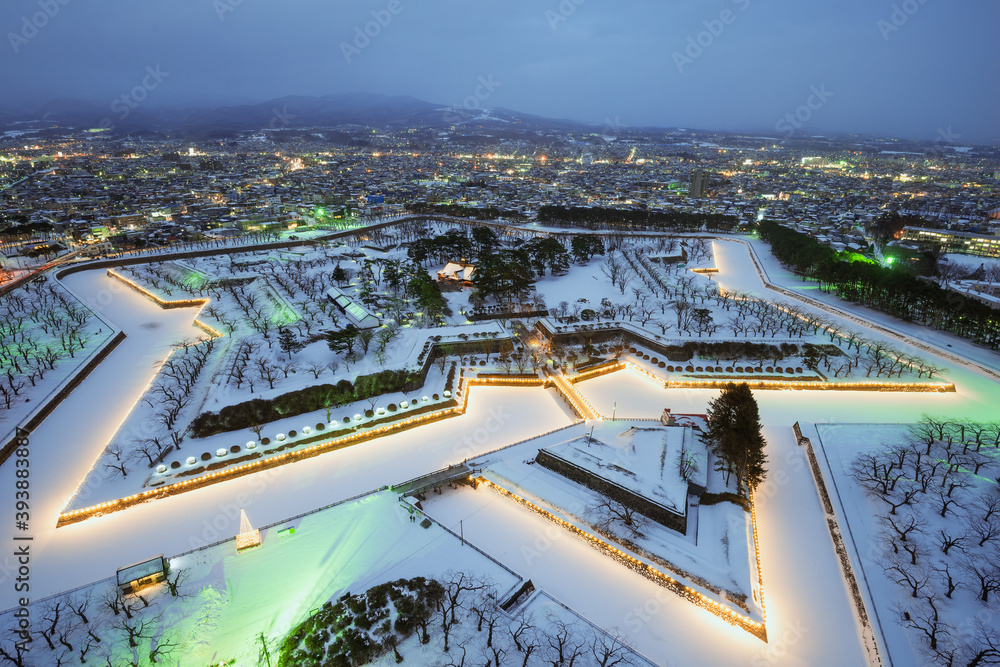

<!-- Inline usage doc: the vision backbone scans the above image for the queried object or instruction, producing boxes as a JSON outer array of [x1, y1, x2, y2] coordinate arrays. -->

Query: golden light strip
[[549, 374, 600, 420], [475, 476, 767, 641], [623, 362, 952, 392], [749, 484, 767, 626], [57, 374, 548, 526], [106, 269, 223, 338]]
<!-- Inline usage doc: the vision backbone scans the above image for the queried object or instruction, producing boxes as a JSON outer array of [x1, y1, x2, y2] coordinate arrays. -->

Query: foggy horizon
[[2, 0, 998, 142]]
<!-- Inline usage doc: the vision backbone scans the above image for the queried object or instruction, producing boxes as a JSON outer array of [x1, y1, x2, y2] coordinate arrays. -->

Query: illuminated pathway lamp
[[236, 508, 261, 552]]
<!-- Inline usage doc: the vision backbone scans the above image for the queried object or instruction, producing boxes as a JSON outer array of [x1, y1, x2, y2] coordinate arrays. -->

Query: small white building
[[325, 286, 381, 329]]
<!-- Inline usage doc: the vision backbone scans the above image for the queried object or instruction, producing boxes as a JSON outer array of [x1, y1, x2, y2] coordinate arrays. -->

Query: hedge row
[[545, 325, 830, 365], [190, 369, 424, 438]]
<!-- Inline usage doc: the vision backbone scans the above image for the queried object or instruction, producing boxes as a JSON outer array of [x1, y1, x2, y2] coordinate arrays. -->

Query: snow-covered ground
[[542, 427, 696, 514], [737, 237, 1000, 379], [455, 419, 761, 626], [0, 491, 524, 665], [809, 422, 1000, 667], [1, 230, 996, 666], [0, 280, 117, 447], [0, 265, 576, 605], [940, 252, 1000, 272]]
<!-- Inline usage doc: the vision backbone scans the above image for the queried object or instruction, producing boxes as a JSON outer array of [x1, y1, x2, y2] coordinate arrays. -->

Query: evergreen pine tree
[[705, 382, 767, 497]]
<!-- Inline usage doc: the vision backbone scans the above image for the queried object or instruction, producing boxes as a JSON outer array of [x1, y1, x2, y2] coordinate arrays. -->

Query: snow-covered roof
[[438, 261, 475, 282], [543, 426, 705, 514], [116, 555, 165, 585], [325, 287, 380, 329]]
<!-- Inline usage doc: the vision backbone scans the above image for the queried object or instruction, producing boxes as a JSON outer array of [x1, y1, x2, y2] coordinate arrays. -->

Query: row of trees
[[0, 280, 95, 410], [759, 220, 1000, 349], [537, 205, 744, 233], [407, 203, 527, 222]]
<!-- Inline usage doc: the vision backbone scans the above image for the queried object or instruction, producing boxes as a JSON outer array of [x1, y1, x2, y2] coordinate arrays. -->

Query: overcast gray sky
[[2, 0, 997, 140]]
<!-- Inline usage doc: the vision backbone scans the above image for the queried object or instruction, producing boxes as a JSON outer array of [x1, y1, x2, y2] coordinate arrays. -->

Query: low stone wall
[[569, 360, 625, 382], [535, 449, 687, 534], [794, 424, 884, 667], [476, 476, 766, 640]]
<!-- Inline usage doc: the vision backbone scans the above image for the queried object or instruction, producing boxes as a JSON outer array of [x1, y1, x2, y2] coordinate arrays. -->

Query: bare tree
[[147, 629, 180, 664], [508, 615, 542, 667], [117, 613, 159, 649], [963, 556, 1000, 603], [131, 437, 167, 467], [965, 515, 1000, 548], [600, 253, 633, 295], [590, 628, 634, 667], [248, 423, 266, 442], [0, 638, 29, 667], [932, 562, 962, 599], [480, 632, 512, 667], [899, 594, 948, 653], [164, 566, 188, 598], [676, 446, 699, 482], [588, 498, 647, 538], [881, 512, 921, 542], [253, 356, 281, 390], [435, 571, 485, 652], [103, 444, 130, 480], [69, 590, 93, 624], [303, 359, 326, 379], [935, 530, 965, 556], [957, 619, 1000, 667], [357, 329, 375, 355], [886, 556, 929, 598], [544, 618, 587, 667], [884, 484, 921, 516], [971, 490, 1000, 523]]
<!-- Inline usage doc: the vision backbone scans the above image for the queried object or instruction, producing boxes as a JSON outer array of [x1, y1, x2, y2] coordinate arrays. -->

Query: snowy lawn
[[810, 422, 1000, 667], [1, 491, 522, 665], [464, 419, 762, 625]]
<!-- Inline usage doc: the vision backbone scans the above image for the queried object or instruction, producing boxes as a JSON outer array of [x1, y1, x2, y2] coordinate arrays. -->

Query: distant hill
[[0, 92, 597, 136]]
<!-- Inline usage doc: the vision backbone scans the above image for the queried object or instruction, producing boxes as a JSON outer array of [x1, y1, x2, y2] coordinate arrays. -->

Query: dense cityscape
[[3, 127, 999, 272]]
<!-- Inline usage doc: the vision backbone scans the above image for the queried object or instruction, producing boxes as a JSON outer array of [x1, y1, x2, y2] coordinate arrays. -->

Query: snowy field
[[464, 418, 762, 626], [426, 480, 827, 666], [940, 252, 1000, 272], [1, 230, 996, 666], [0, 269, 579, 604], [738, 237, 1000, 378], [0, 279, 117, 446], [810, 422, 1000, 667], [0, 491, 524, 665]]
